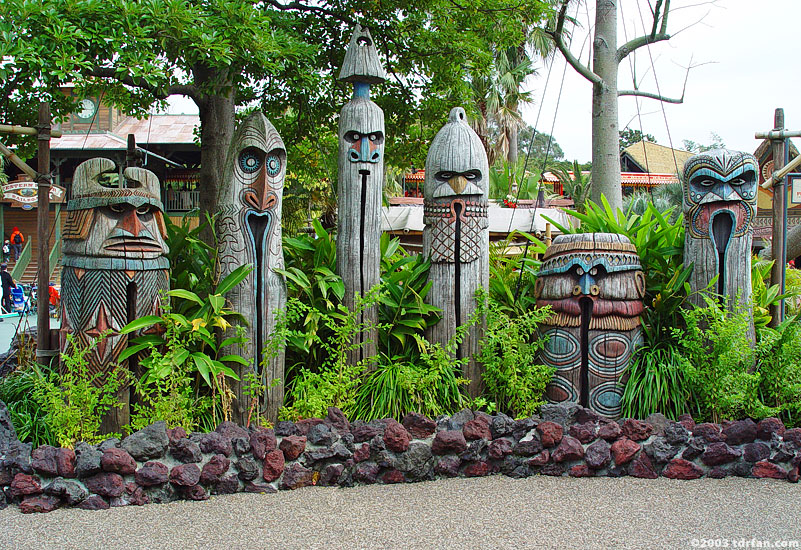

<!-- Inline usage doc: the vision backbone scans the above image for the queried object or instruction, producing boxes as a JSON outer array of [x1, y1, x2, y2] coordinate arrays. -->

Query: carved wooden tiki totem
[[683, 149, 758, 337], [337, 24, 386, 366], [216, 111, 287, 422], [423, 107, 489, 397], [61, 158, 170, 431], [535, 233, 644, 418]]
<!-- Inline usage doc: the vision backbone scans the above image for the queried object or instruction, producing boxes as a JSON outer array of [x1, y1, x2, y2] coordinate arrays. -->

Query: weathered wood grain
[[337, 24, 386, 368], [216, 112, 287, 423], [423, 107, 489, 397]]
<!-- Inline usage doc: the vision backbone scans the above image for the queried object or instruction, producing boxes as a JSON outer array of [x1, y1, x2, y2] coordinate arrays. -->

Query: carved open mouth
[[693, 201, 750, 235], [104, 239, 163, 253], [537, 297, 644, 318]]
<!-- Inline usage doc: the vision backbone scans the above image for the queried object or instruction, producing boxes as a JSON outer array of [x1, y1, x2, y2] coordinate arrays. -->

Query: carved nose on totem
[[244, 169, 271, 211], [713, 182, 735, 200], [116, 208, 148, 238], [448, 175, 468, 194], [349, 137, 381, 163], [572, 273, 599, 296]]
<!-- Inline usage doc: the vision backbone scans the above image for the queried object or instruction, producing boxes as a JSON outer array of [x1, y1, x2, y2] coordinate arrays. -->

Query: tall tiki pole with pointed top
[[423, 107, 489, 397], [337, 24, 386, 367], [60, 158, 170, 434], [216, 112, 287, 423]]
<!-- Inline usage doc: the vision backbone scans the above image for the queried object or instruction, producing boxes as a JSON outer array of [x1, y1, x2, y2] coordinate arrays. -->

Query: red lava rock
[[197, 432, 232, 457], [537, 421, 564, 448], [621, 419, 653, 441], [250, 428, 277, 460], [692, 423, 723, 443], [295, 418, 325, 436], [464, 462, 490, 477], [541, 463, 564, 476], [320, 464, 345, 486], [9, 473, 42, 498], [280, 463, 316, 490], [783, 428, 801, 448], [19, 495, 60, 513], [722, 419, 757, 445], [551, 436, 584, 463], [663, 459, 704, 480], [756, 417, 785, 441], [166, 426, 187, 445], [463, 418, 492, 441], [678, 414, 695, 431], [200, 454, 231, 485], [569, 464, 593, 477], [56, 448, 76, 478], [353, 443, 370, 463], [611, 438, 641, 466], [326, 407, 351, 433], [629, 453, 658, 479], [280, 435, 307, 461], [598, 421, 622, 441], [569, 422, 597, 444], [528, 450, 550, 467], [382, 469, 405, 484], [31, 446, 59, 477], [180, 484, 209, 501], [383, 421, 412, 453], [124, 482, 149, 506], [262, 449, 285, 482], [788, 466, 799, 483], [170, 463, 201, 487], [101, 448, 137, 475], [216, 421, 249, 441], [434, 456, 461, 477], [584, 439, 611, 469], [488, 438, 514, 460], [402, 412, 437, 439], [752, 460, 788, 480], [78, 495, 109, 510], [743, 442, 771, 463], [84, 472, 125, 497], [431, 430, 467, 455], [135, 461, 169, 487], [701, 442, 742, 466]]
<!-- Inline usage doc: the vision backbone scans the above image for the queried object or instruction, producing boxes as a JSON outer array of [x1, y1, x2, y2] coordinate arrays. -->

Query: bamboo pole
[[0, 124, 62, 138], [0, 140, 38, 180], [769, 109, 786, 327], [760, 151, 801, 189]]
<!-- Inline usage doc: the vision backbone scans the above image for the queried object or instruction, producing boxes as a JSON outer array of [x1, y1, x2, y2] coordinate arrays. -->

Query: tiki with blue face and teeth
[[337, 24, 386, 367], [683, 149, 758, 335], [216, 111, 287, 422], [423, 107, 489, 397], [535, 233, 645, 419], [60, 157, 170, 432]]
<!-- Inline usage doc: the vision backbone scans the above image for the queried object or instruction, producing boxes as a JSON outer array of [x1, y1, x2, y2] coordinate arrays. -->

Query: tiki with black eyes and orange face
[[423, 107, 489, 398], [337, 24, 387, 367], [683, 149, 758, 339], [216, 111, 287, 422], [60, 157, 170, 433], [535, 233, 645, 419]]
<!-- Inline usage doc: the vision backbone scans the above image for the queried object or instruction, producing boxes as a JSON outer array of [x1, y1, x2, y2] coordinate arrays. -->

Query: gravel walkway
[[2, 475, 800, 549]]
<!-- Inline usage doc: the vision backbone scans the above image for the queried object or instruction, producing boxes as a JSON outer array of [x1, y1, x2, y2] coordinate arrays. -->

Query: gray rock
[[490, 413, 515, 438], [394, 442, 434, 480], [232, 437, 250, 457], [448, 409, 475, 431], [540, 402, 581, 427], [459, 439, 487, 462], [97, 438, 121, 451], [307, 423, 337, 447], [645, 413, 670, 436], [121, 421, 168, 461], [235, 457, 259, 481], [170, 438, 202, 463], [274, 421, 298, 437], [74, 442, 102, 478], [44, 477, 88, 505], [663, 422, 690, 446], [0, 400, 19, 453], [585, 439, 611, 469], [644, 437, 681, 463]]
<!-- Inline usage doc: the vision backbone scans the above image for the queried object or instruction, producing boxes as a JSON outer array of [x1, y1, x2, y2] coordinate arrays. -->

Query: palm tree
[[552, 160, 592, 213]]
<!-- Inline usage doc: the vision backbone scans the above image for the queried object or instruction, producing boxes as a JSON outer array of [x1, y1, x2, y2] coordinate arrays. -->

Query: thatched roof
[[620, 141, 693, 175]]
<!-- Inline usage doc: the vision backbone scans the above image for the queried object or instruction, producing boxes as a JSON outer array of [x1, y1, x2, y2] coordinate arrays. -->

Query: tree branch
[[547, 0, 602, 86], [617, 89, 682, 103], [88, 67, 198, 102], [263, 0, 355, 25], [617, 32, 671, 63]]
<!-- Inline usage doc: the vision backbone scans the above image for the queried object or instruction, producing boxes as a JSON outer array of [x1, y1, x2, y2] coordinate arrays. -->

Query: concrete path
[[2, 476, 799, 549]]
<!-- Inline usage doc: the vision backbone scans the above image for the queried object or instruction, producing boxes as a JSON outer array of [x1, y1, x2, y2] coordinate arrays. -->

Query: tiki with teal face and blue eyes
[[337, 24, 387, 366], [683, 149, 758, 335], [216, 111, 287, 422], [535, 233, 645, 419]]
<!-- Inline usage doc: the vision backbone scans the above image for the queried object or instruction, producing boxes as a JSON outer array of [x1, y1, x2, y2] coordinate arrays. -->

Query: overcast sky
[[524, 0, 801, 162]]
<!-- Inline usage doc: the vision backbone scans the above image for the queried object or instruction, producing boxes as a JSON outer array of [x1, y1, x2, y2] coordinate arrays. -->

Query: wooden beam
[[0, 124, 62, 138], [36, 102, 52, 359], [769, 108, 786, 327]]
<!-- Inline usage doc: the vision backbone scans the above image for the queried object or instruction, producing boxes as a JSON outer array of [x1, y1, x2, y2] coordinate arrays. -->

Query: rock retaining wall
[[1, 401, 799, 513]]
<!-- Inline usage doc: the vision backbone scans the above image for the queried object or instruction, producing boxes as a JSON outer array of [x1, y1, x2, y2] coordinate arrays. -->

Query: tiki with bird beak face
[[336, 24, 386, 366], [60, 157, 170, 432], [535, 233, 645, 419], [216, 111, 287, 422], [683, 149, 758, 336], [423, 107, 489, 397]]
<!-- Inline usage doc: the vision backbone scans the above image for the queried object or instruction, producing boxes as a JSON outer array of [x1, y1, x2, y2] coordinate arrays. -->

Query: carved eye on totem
[[266, 154, 281, 177], [239, 148, 262, 174]]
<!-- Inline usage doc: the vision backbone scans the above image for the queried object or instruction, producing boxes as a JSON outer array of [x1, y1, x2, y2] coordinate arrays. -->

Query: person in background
[[48, 282, 60, 311], [2, 240, 10, 262], [1, 263, 16, 313], [9, 227, 24, 261]]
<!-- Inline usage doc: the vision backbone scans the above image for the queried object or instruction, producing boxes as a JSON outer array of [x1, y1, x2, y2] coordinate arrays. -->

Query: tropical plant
[[164, 213, 219, 314], [756, 314, 801, 427], [489, 162, 542, 201], [551, 160, 591, 213], [33, 333, 131, 448], [0, 362, 56, 447], [487, 231, 546, 315], [620, 346, 690, 421], [751, 257, 792, 332], [477, 295, 554, 418]]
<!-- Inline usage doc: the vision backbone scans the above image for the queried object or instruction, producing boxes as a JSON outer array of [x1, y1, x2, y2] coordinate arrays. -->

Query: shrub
[[621, 345, 690, 420]]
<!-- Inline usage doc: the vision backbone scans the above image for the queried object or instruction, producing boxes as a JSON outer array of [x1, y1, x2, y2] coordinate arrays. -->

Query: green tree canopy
[[619, 128, 656, 153]]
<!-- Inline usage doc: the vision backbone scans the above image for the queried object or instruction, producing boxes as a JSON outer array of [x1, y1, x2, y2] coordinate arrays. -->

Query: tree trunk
[[507, 123, 519, 167], [590, 0, 622, 211]]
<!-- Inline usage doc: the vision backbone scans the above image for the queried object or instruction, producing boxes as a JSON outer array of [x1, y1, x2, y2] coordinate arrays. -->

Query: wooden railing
[[10, 239, 31, 280], [165, 189, 200, 212]]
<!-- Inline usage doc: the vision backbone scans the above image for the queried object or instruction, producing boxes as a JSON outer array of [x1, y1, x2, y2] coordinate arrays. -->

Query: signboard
[[790, 173, 801, 205], [2, 180, 66, 209]]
